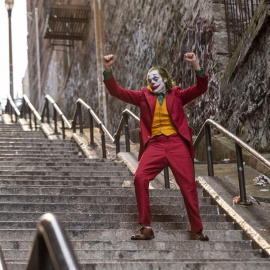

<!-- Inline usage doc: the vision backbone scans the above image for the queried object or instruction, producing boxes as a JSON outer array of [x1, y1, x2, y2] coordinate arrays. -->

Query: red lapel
[[165, 90, 174, 116], [144, 89, 157, 119]]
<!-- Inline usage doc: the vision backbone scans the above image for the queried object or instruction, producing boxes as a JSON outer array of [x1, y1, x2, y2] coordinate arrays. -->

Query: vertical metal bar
[[235, 143, 252, 205], [72, 106, 78, 133], [115, 136, 120, 154], [23, 100, 26, 119], [8, 10, 14, 99], [205, 124, 214, 176], [29, 109, 32, 130], [6, 100, 10, 114], [10, 106, 14, 122], [124, 114, 130, 152], [230, 0, 236, 50], [100, 126, 107, 158], [46, 100, 50, 124], [62, 118, 65, 139], [54, 107, 58, 134], [41, 105, 45, 123], [89, 111, 95, 146], [164, 167, 170, 189], [78, 104, 83, 134], [247, 0, 251, 22], [238, 0, 244, 37], [20, 99, 24, 118], [34, 115, 37, 130], [234, 0, 240, 46], [251, 0, 254, 16], [0, 245, 8, 270], [244, 0, 249, 30]]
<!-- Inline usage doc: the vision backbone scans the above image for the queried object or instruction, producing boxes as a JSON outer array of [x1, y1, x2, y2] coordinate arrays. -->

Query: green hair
[[146, 66, 175, 92]]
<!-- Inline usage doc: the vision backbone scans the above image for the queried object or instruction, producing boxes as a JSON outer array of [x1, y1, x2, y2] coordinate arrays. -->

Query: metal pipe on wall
[[94, 0, 108, 128], [34, 8, 42, 111]]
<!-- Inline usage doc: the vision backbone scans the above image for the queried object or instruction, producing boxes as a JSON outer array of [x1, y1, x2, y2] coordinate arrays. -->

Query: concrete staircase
[[0, 119, 269, 269]]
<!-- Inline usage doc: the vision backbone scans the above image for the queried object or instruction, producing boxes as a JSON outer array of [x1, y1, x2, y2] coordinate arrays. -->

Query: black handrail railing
[[114, 109, 139, 154], [21, 94, 42, 130], [0, 245, 7, 270], [72, 98, 114, 158], [26, 213, 80, 270], [193, 119, 270, 205], [5, 95, 20, 123], [113, 109, 171, 189], [41, 95, 72, 139]]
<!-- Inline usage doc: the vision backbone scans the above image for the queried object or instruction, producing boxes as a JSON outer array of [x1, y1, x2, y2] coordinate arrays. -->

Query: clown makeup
[[148, 70, 167, 94]]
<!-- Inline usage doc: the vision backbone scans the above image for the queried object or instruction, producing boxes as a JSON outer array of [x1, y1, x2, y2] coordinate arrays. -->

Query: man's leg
[[132, 136, 168, 239], [165, 134, 204, 234]]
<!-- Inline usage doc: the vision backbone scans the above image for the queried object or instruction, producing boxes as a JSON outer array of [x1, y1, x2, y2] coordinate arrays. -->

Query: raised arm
[[103, 54, 141, 106], [179, 53, 208, 106]]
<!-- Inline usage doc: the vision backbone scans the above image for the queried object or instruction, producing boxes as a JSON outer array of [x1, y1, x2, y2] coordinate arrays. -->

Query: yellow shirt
[[151, 98, 178, 137]]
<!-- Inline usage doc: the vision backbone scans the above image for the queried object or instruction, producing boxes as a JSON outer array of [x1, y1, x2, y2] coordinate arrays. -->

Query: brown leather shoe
[[190, 230, 209, 241], [131, 227, 155, 240]]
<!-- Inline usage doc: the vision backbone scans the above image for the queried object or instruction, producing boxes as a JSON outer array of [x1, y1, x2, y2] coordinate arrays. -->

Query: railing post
[[115, 135, 120, 154], [21, 99, 26, 119], [53, 107, 58, 134], [78, 103, 83, 134], [164, 167, 170, 189], [235, 143, 252, 205], [100, 125, 107, 158], [15, 112, 18, 123], [72, 106, 78, 133], [34, 115, 37, 130], [61, 118, 65, 139], [29, 109, 32, 130], [89, 111, 95, 146], [41, 104, 45, 123], [0, 246, 7, 270], [46, 100, 50, 124], [205, 123, 214, 176], [124, 114, 130, 152], [24, 107, 27, 119], [10, 106, 14, 122]]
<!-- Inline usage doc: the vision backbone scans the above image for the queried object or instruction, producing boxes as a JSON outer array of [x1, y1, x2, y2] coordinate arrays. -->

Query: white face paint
[[148, 70, 166, 94]]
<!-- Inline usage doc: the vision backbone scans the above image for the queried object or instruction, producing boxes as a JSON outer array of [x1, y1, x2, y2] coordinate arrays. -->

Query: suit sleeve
[[179, 75, 208, 106], [104, 76, 141, 106]]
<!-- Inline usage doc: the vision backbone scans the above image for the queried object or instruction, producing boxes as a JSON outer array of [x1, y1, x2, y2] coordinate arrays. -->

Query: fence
[[224, 0, 260, 53]]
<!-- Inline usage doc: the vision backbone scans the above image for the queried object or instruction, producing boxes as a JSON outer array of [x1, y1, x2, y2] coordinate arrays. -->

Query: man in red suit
[[103, 53, 209, 241]]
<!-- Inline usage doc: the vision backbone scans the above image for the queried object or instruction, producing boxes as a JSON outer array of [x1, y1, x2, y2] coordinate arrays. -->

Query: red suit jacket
[[104, 75, 208, 160]]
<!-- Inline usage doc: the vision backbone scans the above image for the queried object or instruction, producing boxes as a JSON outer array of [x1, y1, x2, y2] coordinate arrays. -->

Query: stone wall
[[100, 0, 230, 134], [26, 0, 269, 152], [219, 1, 270, 152]]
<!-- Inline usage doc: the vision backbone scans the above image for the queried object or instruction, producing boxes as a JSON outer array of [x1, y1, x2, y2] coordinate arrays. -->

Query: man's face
[[148, 70, 166, 93]]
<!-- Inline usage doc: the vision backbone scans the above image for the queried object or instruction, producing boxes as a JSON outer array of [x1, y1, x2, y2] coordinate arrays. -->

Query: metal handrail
[[0, 245, 7, 270], [41, 95, 72, 139], [26, 213, 80, 270], [72, 98, 114, 158], [21, 94, 42, 130], [193, 119, 270, 205], [5, 95, 20, 123], [114, 109, 139, 154]]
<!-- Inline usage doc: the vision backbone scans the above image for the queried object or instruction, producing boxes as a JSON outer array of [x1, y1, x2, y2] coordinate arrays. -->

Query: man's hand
[[104, 54, 115, 72], [184, 52, 201, 71]]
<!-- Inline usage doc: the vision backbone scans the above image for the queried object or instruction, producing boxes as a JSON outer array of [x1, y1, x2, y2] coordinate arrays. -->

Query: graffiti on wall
[[178, 17, 221, 133]]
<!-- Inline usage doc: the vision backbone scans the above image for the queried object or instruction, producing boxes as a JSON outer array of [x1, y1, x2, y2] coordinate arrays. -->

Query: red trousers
[[134, 134, 203, 233]]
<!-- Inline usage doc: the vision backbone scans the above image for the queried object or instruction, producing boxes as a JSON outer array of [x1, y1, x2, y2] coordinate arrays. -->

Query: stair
[[0, 120, 269, 270]]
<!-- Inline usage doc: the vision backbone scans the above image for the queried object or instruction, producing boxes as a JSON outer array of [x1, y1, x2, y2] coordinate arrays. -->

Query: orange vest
[[151, 98, 178, 137]]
